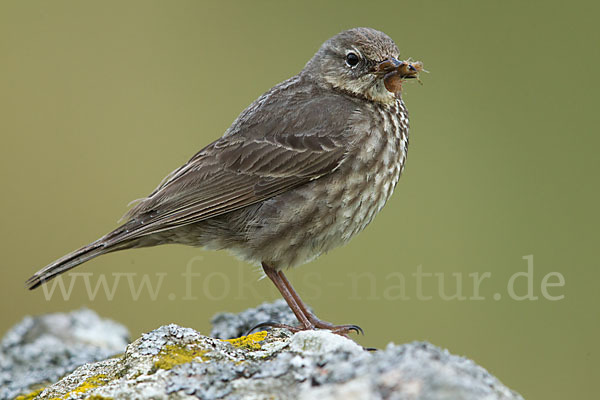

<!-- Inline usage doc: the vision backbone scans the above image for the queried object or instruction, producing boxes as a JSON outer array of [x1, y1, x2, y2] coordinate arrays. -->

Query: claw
[[245, 321, 301, 336], [245, 320, 281, 335], [348, 324, 364, 335], [330, 324, 364, 336]]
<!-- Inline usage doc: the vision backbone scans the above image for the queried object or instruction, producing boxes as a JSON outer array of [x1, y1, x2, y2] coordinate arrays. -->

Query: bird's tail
[[26, 228, 136, 290]]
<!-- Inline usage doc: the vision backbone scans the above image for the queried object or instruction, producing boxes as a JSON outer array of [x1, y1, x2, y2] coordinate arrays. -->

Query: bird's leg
[[261, 262, 314, 331], [277, 269, 363, 335], [257, 262, 362, 336]]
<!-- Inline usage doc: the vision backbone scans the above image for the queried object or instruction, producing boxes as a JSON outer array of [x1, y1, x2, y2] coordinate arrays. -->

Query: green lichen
[[14, 387, 45, 400], [152, 344, 208, 372], [85, 395, 113, 400], [222, 331, 268, 350]]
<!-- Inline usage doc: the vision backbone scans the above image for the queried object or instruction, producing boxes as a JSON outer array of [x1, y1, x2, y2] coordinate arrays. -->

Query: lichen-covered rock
[[0, 308, 129, 400], [210, 299, 299, 339], [5, 303, 524, 400]]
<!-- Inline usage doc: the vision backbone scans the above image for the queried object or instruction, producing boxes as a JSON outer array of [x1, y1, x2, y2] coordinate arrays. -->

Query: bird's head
[[304, 27, 424, 105]]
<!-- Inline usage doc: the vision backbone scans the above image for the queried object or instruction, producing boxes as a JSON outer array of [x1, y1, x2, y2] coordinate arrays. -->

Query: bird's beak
[[375, 58, 425, 95], [375, 58, 424, 79]]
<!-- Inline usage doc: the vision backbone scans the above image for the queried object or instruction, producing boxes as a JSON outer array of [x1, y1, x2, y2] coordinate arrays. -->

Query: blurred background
[[1, 1, 598, 398]]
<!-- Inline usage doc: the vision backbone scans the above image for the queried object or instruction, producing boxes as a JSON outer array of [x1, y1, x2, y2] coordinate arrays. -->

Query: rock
[[5, 303, 523, 400], [210, 299, 299, 339], [0, 308, 129, 400]]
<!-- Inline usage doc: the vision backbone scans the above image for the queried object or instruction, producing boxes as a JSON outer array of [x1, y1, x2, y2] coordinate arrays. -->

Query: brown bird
[[27, 27, 423, 335]]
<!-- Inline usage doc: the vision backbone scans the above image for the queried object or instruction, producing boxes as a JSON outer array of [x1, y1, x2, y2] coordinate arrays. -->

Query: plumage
[[26, 28, 422, 336]]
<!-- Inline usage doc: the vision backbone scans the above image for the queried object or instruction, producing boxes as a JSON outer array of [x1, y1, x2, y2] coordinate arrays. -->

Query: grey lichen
[[0, 308, 128, 400], [4, 303, 524, 400]]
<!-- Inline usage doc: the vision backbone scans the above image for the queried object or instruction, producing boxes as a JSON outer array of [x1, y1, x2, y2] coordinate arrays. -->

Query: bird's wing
[[108, 86, 361, 244]]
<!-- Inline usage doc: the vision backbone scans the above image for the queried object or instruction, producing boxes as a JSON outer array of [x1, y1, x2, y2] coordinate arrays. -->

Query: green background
[[1, 1, 598, 398]]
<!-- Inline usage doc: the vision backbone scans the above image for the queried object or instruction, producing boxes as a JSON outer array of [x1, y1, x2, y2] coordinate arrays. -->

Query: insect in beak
[[376, 58, 426, 94]]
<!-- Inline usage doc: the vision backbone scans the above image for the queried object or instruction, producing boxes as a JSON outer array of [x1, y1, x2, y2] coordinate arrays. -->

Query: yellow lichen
[[45, 374, 109, 400], [152, 344, 208, 371], [223, 331, 268, 350], [15, 388, 45, 400], [69, 375, 108, 397]]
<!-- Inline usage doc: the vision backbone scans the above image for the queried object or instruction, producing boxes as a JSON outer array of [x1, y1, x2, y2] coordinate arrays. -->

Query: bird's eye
[[345, 52, 360, 67]]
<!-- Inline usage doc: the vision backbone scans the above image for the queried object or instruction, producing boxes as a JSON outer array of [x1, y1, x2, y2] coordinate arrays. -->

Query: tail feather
[[26, 230, 134, 290]]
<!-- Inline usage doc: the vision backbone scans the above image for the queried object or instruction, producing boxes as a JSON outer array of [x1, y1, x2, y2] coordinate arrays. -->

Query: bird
[[26, 27, 423, 335]]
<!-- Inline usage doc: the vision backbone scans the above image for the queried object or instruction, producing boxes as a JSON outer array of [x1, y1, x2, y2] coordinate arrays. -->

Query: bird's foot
[[304, 313, 364, 335], [246, 320, 363, 337]]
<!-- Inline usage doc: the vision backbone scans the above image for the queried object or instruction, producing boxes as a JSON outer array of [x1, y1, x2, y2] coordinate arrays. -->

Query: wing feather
[[113, 83, 361, 243]]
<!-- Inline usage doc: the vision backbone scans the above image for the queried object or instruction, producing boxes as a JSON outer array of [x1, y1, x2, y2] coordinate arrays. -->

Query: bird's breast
[[333, 99, 409, 242]]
